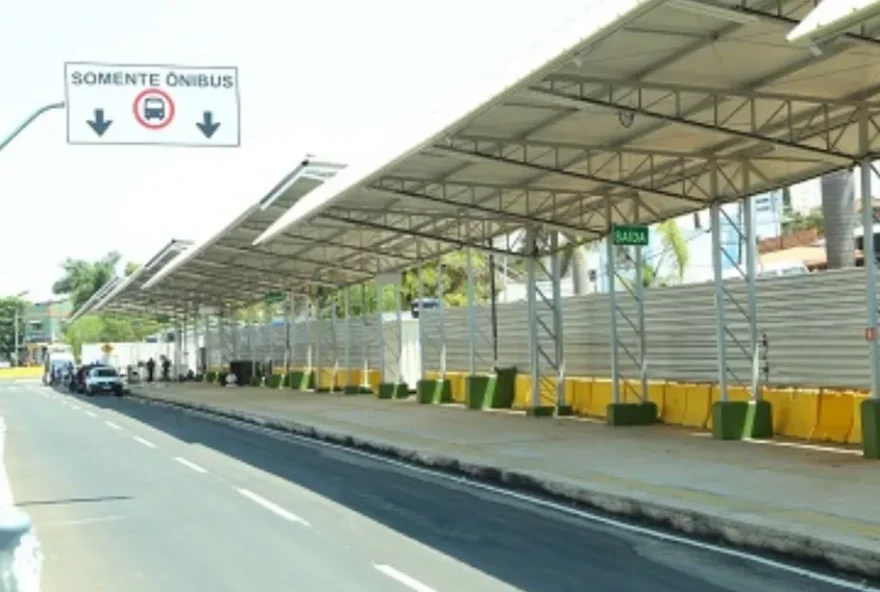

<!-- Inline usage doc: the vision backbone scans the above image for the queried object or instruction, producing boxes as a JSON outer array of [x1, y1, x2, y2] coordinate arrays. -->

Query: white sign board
[[375, 272, 401, 286], [64, 62, 240, 147]]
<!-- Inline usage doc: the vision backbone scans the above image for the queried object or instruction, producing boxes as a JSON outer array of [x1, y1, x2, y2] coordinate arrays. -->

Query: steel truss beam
[[208, 244, 373, 279], [524, 83, 855, 163], [187, 258, 340, 289], [524, 228, 566, 412], [370, 179, 605, 237], [320, 212, 524, 258]]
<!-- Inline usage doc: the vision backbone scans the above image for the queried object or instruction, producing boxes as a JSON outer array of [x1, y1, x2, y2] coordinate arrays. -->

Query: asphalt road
[[0, 380, 866, 592]]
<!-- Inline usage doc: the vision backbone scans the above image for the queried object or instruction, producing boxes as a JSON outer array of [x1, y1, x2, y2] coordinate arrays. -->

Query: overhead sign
[[612, 224, 649, 247], [64, 62, 240, 147], [264, 292, 286, 305], [375, 272, 401, 286]]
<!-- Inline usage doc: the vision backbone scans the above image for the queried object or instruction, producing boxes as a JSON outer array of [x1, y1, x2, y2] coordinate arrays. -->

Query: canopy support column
[[606, 198, 655, 426], [858, 105, 880, 458]]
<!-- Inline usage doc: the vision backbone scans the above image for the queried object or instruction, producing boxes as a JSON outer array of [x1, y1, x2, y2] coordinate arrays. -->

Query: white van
[[43, 347, 75, 386]]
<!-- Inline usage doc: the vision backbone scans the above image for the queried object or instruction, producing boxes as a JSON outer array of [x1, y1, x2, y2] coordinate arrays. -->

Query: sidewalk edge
[[128, 390, 880, 579]]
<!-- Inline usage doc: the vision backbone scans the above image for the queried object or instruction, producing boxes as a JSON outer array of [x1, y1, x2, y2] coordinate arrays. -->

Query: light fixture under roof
[[666, 0, 760, 25]]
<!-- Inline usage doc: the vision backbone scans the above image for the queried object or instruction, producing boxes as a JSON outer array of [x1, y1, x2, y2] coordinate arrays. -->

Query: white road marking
[[44, 515, 127, 528], [70, 404, 80, 410], [85, 411, 97, 418], [132, 436, 156, 449], [173, 457, 208, 474], [374, 565, 437, 592], [689, 432, 861, 455], [104, 421, 121, 431], [178, 407, 875, 592], [236, 488, 310, 526]]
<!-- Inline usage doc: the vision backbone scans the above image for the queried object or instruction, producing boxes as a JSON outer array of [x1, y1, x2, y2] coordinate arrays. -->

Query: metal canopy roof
[[787, 0, 880, 44], [254, 0, 880, 287], [67, 276, 123, 324], [140, 157, 347, 308], [87, 239, 194, 317]]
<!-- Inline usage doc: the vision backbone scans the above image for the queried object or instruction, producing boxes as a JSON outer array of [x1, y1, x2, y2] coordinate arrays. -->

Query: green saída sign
[[264, 291, 285, 304], [612, 224, 649, 246]]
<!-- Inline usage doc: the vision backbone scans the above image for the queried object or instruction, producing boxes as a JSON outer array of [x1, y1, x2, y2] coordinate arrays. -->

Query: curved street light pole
[[0, 102, 65, 155]]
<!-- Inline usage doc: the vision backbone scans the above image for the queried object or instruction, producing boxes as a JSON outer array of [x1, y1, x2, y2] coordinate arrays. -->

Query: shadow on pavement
[[73, 390, 850, 592], [17, 495, 134, 507]]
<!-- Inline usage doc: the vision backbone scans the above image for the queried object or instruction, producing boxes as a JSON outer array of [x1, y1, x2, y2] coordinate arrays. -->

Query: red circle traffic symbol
[[133, 88, 175, 130]]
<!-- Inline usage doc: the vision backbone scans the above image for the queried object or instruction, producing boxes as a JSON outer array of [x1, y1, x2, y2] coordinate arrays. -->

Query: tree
[[124, 261, 140, 277], [315, 251, 495, 318], [0, 297, 27, 361], [62, 314, 163, 358], [52, 251, 121, 310], [619, 220, 690, 288], [782, 206, 824, 235]]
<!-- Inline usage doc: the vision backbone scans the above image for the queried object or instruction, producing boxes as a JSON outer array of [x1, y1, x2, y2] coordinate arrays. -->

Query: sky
[[0, 0, 593, 301]]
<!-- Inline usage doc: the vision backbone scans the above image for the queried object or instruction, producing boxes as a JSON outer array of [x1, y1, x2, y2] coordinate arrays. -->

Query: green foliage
[[782, 206, 823, 235], [324, 251, 495, 317], [62, 314, 162, 358], [52, 251, 121, 310], [52, 253, 162, 355], [620, 220, 690, 288], [0, 297, 27, 359]]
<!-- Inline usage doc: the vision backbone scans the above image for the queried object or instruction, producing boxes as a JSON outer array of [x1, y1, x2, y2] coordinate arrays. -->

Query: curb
[[127, 390, 880, 580]]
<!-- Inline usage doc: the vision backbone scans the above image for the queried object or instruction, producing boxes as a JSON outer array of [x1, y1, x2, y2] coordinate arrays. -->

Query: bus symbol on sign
[[133, 88, 175, 130], [144, 98, 165, 121]]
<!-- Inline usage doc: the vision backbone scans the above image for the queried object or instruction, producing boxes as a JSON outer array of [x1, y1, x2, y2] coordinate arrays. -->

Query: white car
[[84, 366, 124, 397]]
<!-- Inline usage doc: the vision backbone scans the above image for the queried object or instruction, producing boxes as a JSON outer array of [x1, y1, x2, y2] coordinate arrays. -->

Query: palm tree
[[52, 251, 122, 310], [634, 220, 690, 288]]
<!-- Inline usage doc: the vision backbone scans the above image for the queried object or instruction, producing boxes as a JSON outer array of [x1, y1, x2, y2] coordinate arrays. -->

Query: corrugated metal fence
[[201, 268, 874, 390]]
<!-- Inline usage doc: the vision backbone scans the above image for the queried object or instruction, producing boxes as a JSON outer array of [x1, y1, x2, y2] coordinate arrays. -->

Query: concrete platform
[[131, 382, 880, 578]]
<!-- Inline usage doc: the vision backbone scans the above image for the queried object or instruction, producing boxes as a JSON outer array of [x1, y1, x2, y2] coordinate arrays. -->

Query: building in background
[[22, 298, 72, 365]]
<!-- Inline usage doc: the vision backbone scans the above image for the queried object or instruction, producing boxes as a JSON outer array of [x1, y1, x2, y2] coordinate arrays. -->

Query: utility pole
[[12, 310, 18, 368]]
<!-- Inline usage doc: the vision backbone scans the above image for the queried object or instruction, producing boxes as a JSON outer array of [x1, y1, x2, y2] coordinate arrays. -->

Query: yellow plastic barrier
[[570, 377, 593, 415], [661, 383, 687, 425], [814, 390, 855, 444], [564, 378, 577, 410], [588, 380, 612, 418], [0, 367, 42, 379], [538, 377, 556, 406], [446, 372, 466, 403], [761, 387, 792, 435], [848, 393, 868, 445], [368, 369, 381, 392], [778, 389, 819, 440], [647, 382, 666, 417], [680, 384, 712, 428], [513, 374, 530, 408]]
